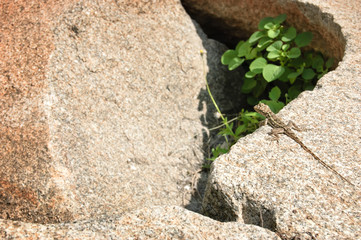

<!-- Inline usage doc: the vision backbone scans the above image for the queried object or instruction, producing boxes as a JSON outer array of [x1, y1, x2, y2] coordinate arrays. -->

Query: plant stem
[[201, 50, 233, 142], [209, 116, 239, 131]]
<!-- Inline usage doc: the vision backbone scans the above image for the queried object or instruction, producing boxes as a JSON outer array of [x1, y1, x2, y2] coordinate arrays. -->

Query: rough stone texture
[[0, 206, 281, 239], [0, 0, 76, 223], [190, 0, 361, 239], [0, 0, 239, 224], [44, 0, 210, 221], [0, 0, 255, 237], [1, 0, 360, 239]]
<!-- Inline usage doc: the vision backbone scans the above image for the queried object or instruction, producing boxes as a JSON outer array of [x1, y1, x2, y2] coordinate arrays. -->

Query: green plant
[[201, 49, 262, 168], [204, 109, 261, 168], [221, 13, 334, 105], [204, 14, 334, 168]]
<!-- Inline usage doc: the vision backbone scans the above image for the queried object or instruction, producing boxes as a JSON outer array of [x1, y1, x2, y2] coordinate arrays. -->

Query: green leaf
[[228, 57, 244, 70], [318, 72, 326, 79], [279, 67, 293, 82], [221, 50, 237, 65], [258, 17, 274, 30], [243, 111, 262, 119], [246, 48, 258, 60], [269, 86, 281, 101], [208, 145, 228, 161], [257, 37, 273, 51], [281, 27, 297, 42], [262, 64, 285, 82], [288, 73, 299, 84], [237, 41, 252, 57], [287, 47, 301, 58], [287, 65, 304, 84], [250, 57, 267, 73], [266, 40, 283, 52], [289, 57, 305, 68], [282, 43, 290, 51], [325, 58, 334, 69], [252, 78, 268, 97], [302, 68, 316, 80], [287, 85, 302, 100], [287, 66, 304, 84], [312, 55, 324, 72], [285, 93, 291, 104], [273, 14, 287, 25], [219, 121, 234, 137], [247, 95, 258, 106], [241, 78, 257, 93], [235, 124, 247, 136], [267, 51, 280, 59], [287, 72, 299, 80], [235, 40, 245, 54], [245, 71, 257, 78], [249, 31, 266, 44], [265, 101, 284, 113], [268, 29, 280, 38], [295, 32, 313, 47], [264, 22, 275, 30], [303, 81, 315, 90]]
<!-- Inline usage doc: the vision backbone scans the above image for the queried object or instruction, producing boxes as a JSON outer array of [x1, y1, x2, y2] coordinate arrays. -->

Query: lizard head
[[253, 103, 271, 116]]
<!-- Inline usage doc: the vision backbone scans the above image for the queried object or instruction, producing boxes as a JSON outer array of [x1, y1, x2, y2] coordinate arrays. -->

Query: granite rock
[[1, 0, 360, 238], [0, 0, 230, 223], [193, 0, 361, 239], [0, 206, 281, 239]]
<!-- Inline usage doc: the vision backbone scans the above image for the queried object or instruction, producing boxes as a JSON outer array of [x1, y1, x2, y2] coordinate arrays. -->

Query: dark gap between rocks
[[242, 198, 277, 231], [180, 1, 256, 218], [182, 22, 247, 214], [183, 12, 240, 49]]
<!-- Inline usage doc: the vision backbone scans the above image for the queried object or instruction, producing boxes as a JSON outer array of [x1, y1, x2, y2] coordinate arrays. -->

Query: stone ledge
[[0, 206, 281, 239], [195, 0, 361, 239], [1, 0, 360, 238]]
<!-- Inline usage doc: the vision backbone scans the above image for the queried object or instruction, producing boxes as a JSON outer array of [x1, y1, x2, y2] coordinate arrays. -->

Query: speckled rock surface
[[193, 0, 361, 239], [0, 206, 281, 239], [43, 0, 210, 221], [0, 0, 238, 224], [1, 0, 361, 239]]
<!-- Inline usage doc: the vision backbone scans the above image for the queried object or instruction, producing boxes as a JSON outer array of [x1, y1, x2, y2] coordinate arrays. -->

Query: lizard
[[254, 102, 355, 187]]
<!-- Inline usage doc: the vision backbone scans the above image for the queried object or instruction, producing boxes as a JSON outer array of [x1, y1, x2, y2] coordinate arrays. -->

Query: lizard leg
[[269, 128, 284, 141], [287, 120, 302, 132], [259, 118, 268, 127]]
